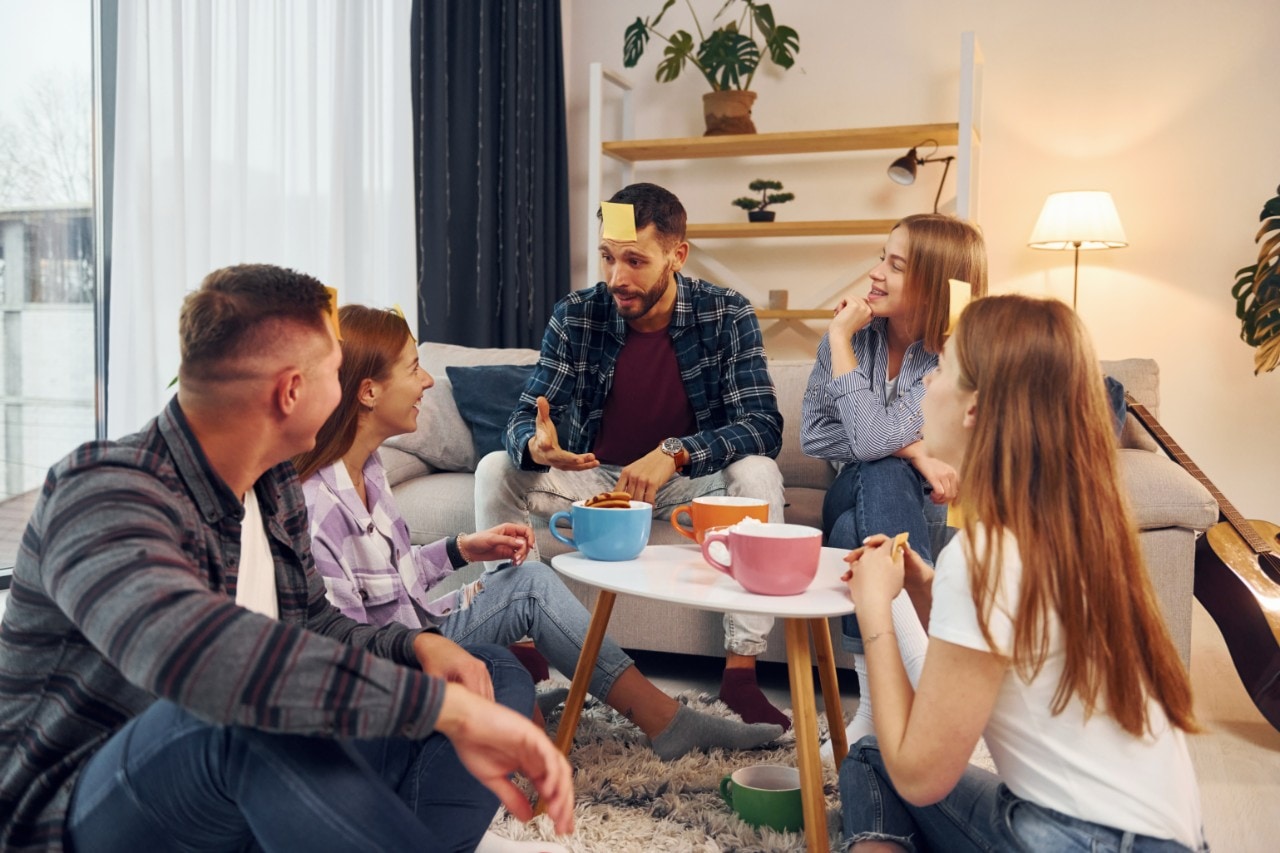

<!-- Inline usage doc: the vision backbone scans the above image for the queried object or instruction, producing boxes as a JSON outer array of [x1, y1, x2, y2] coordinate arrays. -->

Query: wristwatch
[[660, 437, 690, 470]]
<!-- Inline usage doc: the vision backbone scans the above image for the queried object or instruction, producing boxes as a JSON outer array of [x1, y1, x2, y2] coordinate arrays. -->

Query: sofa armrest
[[1118, 449, 1218, 531]]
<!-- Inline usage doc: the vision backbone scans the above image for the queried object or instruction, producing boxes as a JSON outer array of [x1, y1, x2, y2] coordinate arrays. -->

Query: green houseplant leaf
[[623, 18, 651, 68], [1232, 184, 1280, 374], [621, 0, 798, 92], [698, 27, 760, 90], [657, 30, 698, 84]]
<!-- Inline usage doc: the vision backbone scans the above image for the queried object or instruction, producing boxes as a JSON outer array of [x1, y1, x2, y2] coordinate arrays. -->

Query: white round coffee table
[[549, 543, 855, 853]]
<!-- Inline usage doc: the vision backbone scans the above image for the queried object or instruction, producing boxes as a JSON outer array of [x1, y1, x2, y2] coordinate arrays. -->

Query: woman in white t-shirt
[[839, 294, 1207, 852]]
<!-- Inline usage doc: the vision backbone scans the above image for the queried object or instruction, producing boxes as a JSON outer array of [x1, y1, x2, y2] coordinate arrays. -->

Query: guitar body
[[1193, 519, 1280, 730]]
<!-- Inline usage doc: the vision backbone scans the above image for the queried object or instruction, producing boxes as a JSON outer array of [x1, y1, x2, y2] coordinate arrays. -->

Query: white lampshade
[[1028, 191, 1128, 250]]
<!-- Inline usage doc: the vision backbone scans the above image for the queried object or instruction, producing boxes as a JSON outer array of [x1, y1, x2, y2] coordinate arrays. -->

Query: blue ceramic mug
[[549, 500, 652, 561]]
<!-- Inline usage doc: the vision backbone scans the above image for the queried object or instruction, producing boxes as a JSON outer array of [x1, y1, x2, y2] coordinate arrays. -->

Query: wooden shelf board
[[688, 219, 897, 239], [602, 123, 961, 162], [754, 309, 832, 320]]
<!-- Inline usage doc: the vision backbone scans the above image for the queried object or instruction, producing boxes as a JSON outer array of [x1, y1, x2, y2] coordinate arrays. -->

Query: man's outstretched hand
[[528, 396, 599, 471]]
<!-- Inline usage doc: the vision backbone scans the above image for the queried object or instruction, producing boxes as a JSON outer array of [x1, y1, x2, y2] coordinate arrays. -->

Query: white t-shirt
[[929, 529, 1204, 848], [235, 489, 279, 619]]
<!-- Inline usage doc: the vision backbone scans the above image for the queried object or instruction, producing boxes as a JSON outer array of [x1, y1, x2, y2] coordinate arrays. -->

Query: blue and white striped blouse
[[800, 318, 938, 463]]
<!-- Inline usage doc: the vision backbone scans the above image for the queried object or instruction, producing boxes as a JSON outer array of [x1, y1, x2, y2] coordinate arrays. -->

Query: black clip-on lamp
[[887, 140, 956, 213]]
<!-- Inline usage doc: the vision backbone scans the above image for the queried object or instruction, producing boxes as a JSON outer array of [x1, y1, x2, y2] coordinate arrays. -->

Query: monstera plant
[[1232, 184, 1280, 374], [623, 0, 800, 135]]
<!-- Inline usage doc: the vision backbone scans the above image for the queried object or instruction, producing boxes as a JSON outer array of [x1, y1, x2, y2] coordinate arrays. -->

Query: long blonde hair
[[897, 213, 988, 353], [952, 295, 1197, 736]]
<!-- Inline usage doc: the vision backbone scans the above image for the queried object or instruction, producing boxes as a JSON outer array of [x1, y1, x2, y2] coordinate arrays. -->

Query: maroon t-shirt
[[592, 327, 697, 466]]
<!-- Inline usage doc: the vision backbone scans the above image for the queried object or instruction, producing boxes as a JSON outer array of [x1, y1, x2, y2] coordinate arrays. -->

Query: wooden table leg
[[810, 617, 848, 766], [784, 618, 828, 853], [534, 588, 616, 817], [553, 588, 616, 756]]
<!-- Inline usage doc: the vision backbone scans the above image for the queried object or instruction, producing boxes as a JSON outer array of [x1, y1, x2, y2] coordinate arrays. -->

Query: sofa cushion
[[446, 364, 536, 460], [770, 359, 836, 492]]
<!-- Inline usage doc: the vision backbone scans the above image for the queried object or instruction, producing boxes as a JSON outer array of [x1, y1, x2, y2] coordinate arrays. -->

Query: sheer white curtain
[[109, 0, 415, 436]]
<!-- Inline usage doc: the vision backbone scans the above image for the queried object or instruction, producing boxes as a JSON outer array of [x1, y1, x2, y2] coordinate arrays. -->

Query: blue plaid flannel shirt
[[503, 274, 783, 479]]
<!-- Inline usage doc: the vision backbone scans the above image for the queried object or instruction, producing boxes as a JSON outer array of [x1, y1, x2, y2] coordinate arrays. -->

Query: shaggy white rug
[[490, 686, 998, 852], [490, 688, 841, 853]]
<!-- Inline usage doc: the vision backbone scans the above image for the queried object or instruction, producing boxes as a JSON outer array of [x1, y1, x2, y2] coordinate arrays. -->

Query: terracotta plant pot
[[702, 90, 757, 136], [748, 210, 776, 222]]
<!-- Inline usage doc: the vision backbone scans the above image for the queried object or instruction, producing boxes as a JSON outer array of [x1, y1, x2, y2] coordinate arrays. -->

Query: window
[[0, 0, 100, 586]]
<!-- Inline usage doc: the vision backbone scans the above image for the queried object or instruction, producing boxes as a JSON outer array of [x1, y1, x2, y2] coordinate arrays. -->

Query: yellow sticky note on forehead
[[324, 286, 342, 341], [600, 201, 637, 242], [946, 279, 971, 335]]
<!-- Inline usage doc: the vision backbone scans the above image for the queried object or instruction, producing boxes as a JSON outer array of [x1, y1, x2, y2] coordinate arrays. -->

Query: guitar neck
[[1124, 393, 1272, 556]]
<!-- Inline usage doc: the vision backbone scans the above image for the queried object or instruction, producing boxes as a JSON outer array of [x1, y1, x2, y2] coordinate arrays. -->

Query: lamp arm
[[924, 155, 955, 213]]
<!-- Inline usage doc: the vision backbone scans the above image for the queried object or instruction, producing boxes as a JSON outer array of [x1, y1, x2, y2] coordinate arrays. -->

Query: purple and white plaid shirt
[[303, 454, 481, 629]]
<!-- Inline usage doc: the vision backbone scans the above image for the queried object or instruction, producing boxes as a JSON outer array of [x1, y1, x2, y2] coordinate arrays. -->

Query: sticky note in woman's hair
[[324, 286, 342, 341], [947, 279, 971, 334], [391, 303, 416, 343], [601, 201, 637, 241]]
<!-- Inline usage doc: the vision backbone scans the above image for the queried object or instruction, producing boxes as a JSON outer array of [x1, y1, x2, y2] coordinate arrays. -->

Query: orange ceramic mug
[[670, 495, 770, 543]]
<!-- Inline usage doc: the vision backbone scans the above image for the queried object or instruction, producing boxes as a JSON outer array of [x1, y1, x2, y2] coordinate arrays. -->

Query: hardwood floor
[[1185, 601, 1280, 852]]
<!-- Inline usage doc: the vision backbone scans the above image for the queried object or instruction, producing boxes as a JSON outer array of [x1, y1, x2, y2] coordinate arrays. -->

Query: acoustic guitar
[[1125, 393, 1280, 731]]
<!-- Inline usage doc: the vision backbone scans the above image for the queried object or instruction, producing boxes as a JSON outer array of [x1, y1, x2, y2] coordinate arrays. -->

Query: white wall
[[562, 0, 1280, 522]]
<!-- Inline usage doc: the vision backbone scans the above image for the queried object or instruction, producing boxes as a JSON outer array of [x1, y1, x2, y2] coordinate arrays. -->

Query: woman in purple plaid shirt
[[294, 305, 783, 767]]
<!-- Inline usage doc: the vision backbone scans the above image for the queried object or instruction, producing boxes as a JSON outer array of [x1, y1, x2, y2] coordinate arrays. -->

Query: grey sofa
[[381, 342, 1217, 667]]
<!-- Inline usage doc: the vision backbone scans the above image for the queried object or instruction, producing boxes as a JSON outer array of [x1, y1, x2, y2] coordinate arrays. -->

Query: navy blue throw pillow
[[1103, 375, 1127, 438], [446, 364, 536, 459]]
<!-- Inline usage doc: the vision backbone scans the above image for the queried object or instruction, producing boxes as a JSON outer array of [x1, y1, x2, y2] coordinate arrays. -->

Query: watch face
[[662, 438, 682, 456]]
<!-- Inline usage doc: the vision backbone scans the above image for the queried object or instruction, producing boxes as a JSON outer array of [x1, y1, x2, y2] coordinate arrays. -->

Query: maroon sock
[[719, 668, 791, 732], [508, 643, 551, 683]]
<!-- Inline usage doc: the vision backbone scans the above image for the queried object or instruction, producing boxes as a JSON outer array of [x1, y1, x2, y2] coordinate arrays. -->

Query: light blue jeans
[[441, 560, 635, 699], [822, 457, 950, 653], [839, 736, 1209, 853], [67, 644, 533, 853], [474, 451, 785, 656]]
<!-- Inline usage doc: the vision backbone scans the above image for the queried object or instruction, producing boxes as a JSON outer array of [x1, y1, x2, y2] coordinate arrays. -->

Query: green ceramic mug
[[719, 763, 803, 833]]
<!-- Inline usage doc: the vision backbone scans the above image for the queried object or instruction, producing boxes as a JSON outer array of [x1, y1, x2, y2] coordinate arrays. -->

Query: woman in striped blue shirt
[[800, 213, 987, 753]]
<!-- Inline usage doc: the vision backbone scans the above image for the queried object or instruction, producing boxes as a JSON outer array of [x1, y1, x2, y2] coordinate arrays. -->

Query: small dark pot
[[748, 210, 776, 223]]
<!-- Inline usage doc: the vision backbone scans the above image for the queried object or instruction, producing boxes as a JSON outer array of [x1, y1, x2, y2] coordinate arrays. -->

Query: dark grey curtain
[[410, 0, 568, 348]]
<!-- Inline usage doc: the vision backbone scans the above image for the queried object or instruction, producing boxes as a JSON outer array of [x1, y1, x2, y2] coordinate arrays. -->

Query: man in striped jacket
[[0, 265, 573, 852]]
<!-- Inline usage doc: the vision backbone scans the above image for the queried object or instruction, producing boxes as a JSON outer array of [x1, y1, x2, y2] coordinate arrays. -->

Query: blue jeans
[[822, 458, 950, 651], [839, 737, 1207, 853], [442, 560, 635, 699], [67, 644, 532, 853], [474, 450, 784, 656]]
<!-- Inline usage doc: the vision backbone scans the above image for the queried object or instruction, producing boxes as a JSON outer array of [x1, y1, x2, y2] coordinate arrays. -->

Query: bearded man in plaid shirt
[[475, 182, 792, 731]]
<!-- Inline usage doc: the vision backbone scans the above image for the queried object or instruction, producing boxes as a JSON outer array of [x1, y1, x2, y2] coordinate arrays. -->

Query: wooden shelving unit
[[687, 219, 900, 239], [585, 33, 984, 330], [754, 309, 832, 320], [601, 124, 963, 163]]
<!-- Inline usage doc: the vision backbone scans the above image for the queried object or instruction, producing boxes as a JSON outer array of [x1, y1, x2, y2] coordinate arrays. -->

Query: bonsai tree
[[733, 179, 794, 219], [1232, 184, 1280, 374], [623, 0, 800, 92]]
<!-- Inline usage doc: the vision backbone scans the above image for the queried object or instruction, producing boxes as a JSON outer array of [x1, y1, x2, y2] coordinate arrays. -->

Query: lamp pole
[[1072, 241, 1081, 310]]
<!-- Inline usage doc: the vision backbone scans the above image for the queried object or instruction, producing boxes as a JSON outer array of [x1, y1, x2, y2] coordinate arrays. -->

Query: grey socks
[[649, 703, 784, 761]]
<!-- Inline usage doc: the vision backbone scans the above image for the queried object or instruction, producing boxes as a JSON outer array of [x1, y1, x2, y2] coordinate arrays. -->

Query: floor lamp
[[1028, 191, 1128, 309]]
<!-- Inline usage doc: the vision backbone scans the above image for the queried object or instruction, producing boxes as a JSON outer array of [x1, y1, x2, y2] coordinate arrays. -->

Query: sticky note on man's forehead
[[600, 201, 637, 242], [946, 279, 971, 335]]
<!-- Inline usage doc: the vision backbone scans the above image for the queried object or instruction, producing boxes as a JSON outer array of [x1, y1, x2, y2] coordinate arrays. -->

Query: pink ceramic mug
[[700, 523, 823, 596]]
